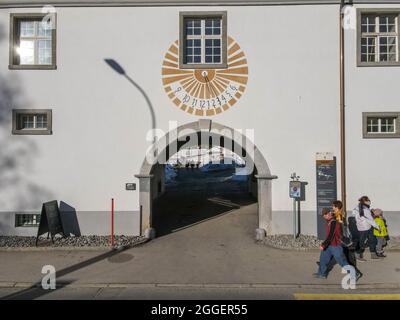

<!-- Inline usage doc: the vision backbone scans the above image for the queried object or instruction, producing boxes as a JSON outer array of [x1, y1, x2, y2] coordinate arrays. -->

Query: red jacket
[[322, 219, 342, 249]]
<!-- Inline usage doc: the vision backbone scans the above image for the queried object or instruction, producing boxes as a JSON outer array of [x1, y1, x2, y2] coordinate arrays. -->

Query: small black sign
[[316, 158, 337, 239], [36, 200, 65, 246]]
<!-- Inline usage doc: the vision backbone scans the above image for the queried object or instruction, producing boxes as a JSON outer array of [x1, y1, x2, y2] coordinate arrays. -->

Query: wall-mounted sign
[[126, 183, 136, 191], [162, 36, 248, 117], [316, 153, 337, 239]]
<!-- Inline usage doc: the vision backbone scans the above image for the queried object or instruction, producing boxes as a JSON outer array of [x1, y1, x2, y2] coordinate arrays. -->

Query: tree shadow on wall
[[0, 25, 54, 232]]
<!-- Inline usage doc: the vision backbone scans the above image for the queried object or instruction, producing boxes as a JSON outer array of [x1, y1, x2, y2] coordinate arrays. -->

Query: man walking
[[314, 208, 354, 279]]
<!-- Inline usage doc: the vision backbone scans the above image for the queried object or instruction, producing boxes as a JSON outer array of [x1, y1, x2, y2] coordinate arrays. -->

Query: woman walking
[[352, 196, 382, 261]]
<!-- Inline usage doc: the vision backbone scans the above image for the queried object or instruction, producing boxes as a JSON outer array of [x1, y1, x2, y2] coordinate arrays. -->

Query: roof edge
[[0, 0, 400, 9]]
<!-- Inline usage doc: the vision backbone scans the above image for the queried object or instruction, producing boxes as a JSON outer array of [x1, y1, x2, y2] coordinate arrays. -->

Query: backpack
[[340, 223, 353, 248]]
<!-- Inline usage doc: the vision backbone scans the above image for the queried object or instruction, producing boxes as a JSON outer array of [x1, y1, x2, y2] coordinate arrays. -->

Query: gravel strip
[[259, 235, 400, 251], [0, 235, 146, 248]]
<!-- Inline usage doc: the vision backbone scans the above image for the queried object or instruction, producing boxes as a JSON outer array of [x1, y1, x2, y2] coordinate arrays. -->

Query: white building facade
[[0, 0, 399, 237]]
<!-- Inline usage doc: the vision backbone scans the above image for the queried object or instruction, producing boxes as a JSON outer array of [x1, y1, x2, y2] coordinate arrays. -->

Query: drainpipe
[[339, 0, 347, 216]]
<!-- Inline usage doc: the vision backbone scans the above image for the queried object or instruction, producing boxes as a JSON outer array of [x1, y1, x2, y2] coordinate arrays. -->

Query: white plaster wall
[[346, 4, 400, 212], [0, 3, 398, 235]]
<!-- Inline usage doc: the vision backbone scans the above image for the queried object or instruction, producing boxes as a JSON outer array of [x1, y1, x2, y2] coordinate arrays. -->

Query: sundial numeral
[[182, 94, 190, 103], [225, 90, 233, 99]]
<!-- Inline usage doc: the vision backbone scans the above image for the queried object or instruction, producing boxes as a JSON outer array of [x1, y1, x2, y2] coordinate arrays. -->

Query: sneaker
[[356, 271, 363, 281], [377, 252, 386, 258], [312, 273, 327, 279], [371, 253, 384, 260]]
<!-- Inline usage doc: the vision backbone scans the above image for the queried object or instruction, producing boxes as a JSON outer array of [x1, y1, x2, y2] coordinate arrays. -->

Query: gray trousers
[[376, 236, 387, 253]]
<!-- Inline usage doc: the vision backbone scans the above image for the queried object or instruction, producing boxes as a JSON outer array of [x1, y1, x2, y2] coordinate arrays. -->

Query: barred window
[[15, 214, 41, 227], [12, 109, 52, 135], [363, 112, 400, 138]]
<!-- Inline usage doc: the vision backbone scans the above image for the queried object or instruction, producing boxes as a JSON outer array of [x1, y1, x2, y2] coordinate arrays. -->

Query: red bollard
[[111, 198, 115, 247]]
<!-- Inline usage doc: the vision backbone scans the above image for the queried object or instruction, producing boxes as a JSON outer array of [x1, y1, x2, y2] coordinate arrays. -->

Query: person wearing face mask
[[352, 196, 382, 261]]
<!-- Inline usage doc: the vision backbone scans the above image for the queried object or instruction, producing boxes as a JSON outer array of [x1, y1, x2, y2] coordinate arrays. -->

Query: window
[[9, 13, 56, 69], [179, 12, 227, 69], [15, 214, 41, 227], [363, 112, 400, 138], [358, 10, 400, 66], [12, 109, 52, 135]]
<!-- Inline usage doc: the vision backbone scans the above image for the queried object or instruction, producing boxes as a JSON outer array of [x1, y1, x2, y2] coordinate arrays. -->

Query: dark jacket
[[321, 219, 342, 249]]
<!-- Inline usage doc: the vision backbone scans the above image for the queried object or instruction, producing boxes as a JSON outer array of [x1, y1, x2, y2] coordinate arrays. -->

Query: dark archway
[[135, 120, 277, 238]]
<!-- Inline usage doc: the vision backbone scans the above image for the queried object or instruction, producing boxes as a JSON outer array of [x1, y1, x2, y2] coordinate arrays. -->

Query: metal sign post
[[289, 173, 307, 240]]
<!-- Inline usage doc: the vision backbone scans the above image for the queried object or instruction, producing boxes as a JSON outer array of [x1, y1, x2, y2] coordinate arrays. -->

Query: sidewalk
[[1, 203, 399, 292]]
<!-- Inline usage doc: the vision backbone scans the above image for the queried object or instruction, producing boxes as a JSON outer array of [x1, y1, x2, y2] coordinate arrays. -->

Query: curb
[[1, 282, 399, 290]]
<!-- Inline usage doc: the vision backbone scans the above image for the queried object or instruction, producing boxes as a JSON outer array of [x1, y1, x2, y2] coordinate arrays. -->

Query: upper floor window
[[179, 12, 227, 69], [9, 13, 57, 70], [358, 11, 400, 66], [363, 112, 400, 138]]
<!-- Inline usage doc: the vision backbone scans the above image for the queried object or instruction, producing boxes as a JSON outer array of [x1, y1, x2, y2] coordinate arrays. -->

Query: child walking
[[372, 209, 389, 258]]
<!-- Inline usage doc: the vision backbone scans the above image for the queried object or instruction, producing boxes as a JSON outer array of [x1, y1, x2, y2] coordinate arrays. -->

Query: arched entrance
[[135, 120, 277, 238]]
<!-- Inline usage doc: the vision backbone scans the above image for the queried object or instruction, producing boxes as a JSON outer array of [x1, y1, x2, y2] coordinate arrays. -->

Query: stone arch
[[135, 119, 277, 238]]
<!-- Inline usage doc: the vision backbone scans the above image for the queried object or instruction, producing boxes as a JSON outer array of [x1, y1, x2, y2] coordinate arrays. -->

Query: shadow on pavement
[[1, 241, 147, 300]]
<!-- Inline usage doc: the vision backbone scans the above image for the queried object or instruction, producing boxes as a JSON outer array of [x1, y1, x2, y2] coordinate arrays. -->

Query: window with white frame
[[180, 12, 227, 69], [363, 112, 400, 138], [360, 13, 400, 64], [12, 109, 52, 135], [9, 13, 56, 69], [366, 117, 396, 133]]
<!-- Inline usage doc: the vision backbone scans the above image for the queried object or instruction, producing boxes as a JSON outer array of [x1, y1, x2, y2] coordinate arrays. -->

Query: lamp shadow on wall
[[0, 25, 54, 232], [103, 58, 157, 142]]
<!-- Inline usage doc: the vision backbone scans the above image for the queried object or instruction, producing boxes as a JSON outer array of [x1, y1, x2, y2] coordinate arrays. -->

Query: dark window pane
[[194, 56, 201, 63], [205, 56, 213, 63], [193, 28, 201, 35], [214, 56, 221, 63], [213, 27, 221, 35]]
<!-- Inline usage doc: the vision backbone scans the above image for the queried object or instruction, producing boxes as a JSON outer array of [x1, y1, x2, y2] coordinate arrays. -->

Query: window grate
[[15, 214, 41, 227]]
